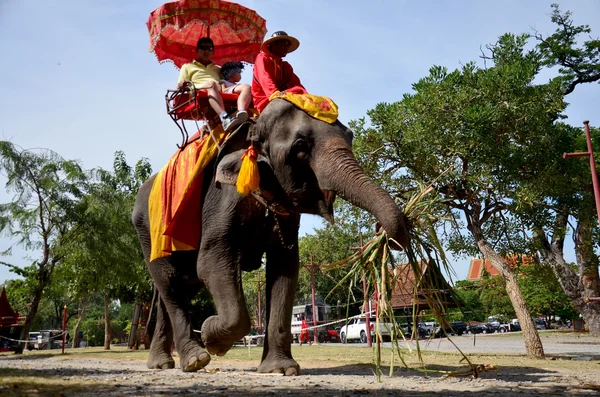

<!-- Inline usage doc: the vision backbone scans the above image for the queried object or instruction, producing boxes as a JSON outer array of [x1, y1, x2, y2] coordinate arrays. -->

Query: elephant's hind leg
[[133, 177, 209, 372], [148, 259, 210, 372], [147, 296, 175, 369], [160, 289, 211, 372]]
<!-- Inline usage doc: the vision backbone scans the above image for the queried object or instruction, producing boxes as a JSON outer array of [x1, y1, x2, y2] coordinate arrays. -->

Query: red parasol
[[147, 0, 267, 68]]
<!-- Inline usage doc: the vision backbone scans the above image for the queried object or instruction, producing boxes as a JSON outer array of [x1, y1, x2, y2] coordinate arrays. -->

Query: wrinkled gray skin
[[132, 99, 409, 375]]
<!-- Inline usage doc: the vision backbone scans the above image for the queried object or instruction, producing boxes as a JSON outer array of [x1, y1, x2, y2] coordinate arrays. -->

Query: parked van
[[291, 302, 332, 342], [27, 332, 41, 350]]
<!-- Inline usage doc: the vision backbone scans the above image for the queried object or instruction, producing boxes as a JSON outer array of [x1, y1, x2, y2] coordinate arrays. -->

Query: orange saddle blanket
[[148, 126, 229, 262]]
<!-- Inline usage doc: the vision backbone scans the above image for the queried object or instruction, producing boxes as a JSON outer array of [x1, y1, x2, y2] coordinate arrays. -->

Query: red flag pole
[[62, 305, 67, 354]]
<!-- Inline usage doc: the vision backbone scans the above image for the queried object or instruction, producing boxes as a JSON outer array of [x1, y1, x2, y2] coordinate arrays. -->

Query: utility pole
[[301, 253, 321, 344], [250, 271, 266, 336], [564, 120, 600, 224]]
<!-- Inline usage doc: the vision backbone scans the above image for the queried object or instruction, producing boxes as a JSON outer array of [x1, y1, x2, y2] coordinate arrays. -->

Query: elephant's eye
[[292, 139, 310, 160]]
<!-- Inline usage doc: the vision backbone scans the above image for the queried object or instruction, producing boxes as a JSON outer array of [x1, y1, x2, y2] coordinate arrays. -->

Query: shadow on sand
[[0, 360, 576, 397]]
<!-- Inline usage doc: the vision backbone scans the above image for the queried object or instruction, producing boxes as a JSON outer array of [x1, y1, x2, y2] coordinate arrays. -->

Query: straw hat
[[261, 31, 300, 54]]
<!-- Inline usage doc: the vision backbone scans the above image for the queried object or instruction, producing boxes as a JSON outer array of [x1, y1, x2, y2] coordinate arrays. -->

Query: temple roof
[[0, 286, 25, 327], [390, 261, 461, 310]]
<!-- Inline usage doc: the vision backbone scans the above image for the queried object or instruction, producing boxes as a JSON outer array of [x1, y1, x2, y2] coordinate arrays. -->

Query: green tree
[[0, 142, 89, 353], [515, 4, 600, 336], [4, 274, 76, 334], [352, 4, 600, 352], [478, 276, 515, 320], [61, 151, 153, 350], [242, 268, 265, 334], [352, 34, 553, 357], [452, 280, 485, 322], [518, 265, 578, 322], [3, 278, 31, 316], [298, 201, 375, 319], [535, 4, 600, 95], [78, 294, 118, 347]]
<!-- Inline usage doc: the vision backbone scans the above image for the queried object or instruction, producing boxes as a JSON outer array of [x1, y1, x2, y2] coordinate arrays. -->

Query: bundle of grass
[[326, 179, 482, 381]]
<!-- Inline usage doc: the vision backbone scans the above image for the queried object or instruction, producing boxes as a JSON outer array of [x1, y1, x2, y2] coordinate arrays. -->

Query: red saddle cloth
[[173, 91, 240, 120], [167, 88, 255, 130]]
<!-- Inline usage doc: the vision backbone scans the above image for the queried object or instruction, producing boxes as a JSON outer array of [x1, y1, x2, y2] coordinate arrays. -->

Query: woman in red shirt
[[299, 316, 312, 346]]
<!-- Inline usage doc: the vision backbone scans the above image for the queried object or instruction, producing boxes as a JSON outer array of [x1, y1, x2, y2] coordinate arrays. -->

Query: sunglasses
[[198, 45, 214, 51]]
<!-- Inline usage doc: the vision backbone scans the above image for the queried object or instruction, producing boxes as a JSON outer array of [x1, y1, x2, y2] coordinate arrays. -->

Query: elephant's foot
[[203, 339, 234, 356], [179, 346, 211, 372], [257, 356, 301, 376], [147, 352, 175, 370], [201, 316, 242, 357]]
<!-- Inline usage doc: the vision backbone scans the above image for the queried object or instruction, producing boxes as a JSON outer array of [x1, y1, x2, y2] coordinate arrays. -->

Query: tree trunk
[[574, 218, 600, 336], [535, 215, 600, 337], [103, 295, 111, 350], [469, 219, 545, 358], [143, 287, 158, 350], [538, 249, 600, 335], [15, 284, 46, 354], [128, 302, 142, 350], [71, 298, 87, 348]]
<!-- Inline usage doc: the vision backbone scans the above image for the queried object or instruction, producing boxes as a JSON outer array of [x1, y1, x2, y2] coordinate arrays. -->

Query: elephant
[[132, 99, 409, 375]]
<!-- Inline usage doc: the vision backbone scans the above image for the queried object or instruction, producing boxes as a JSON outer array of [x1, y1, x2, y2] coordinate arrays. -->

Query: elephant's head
[[216, 99, 409, 248]]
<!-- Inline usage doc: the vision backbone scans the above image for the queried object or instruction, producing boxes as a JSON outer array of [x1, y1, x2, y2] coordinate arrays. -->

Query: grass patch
[[221, 344, 600, 373]]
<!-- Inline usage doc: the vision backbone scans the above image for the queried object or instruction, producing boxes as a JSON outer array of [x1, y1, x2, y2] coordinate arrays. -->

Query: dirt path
[[1, 337, 599, 396]]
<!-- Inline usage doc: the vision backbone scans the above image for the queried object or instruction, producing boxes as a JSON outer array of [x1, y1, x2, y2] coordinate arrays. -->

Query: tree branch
[[481, 202, 508, 224], [551, 208, 569, 252], [564, 72, 600, 95]]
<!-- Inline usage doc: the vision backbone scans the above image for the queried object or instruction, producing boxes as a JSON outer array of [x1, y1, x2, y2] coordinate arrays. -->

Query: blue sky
[[1, 0, 599, 284]]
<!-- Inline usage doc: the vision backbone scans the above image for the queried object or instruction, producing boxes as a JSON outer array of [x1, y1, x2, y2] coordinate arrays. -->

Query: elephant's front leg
[[199, 247, 251, 356], [258, 215, 301, 376]]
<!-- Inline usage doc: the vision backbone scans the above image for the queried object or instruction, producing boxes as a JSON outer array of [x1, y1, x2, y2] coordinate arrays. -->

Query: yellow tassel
[[236, 145, 260, 195]]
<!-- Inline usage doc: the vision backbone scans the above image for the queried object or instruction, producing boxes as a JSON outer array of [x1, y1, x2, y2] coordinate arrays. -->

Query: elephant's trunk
[[313, 139, 409, 248]]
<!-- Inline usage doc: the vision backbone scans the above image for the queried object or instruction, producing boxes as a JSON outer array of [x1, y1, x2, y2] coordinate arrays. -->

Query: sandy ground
[[1, 332, 599, 396]]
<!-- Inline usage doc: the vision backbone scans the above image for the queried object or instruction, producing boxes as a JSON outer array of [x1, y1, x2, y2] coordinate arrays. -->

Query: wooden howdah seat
[[165, 84, 254, 148]]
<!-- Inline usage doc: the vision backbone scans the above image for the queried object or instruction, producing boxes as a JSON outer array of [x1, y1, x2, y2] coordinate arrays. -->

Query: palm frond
[[326, 173, 486, 380]]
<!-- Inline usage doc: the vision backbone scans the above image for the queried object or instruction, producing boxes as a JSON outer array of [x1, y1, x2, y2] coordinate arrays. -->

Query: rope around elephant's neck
[[273, 213, 295, 250]]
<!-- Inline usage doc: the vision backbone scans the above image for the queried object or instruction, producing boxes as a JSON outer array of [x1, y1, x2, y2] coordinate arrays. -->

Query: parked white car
[[339, 316, 394, 343]]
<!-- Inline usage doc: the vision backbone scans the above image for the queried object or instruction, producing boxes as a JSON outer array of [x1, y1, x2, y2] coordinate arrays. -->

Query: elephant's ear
[[215, 124, 272, 188]]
